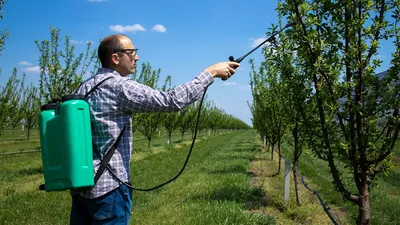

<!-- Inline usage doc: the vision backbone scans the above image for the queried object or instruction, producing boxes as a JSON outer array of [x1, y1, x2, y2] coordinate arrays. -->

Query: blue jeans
[[70, 184, 133, 225]]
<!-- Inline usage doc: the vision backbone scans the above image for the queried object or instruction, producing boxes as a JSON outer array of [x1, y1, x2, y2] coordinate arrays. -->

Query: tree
[[248, 84, 270, 151], [249, 58, 275, 157], [198, 98, 212, 135], [177, 103, 196, 141], [271, 24, 315, 205], [277, 0, 400, 224], [249, 51, 290, 173], [264, 51, 289, 175], [206, 104, 225, 136], [164, 110, 178, 145], [22, 84, 40, 140], [7, 68, 26, 134], [189, 99, 210, 139], [135, 62, 168, 149], [0, 68, 25, 136], [35, 27, 97, 103], [163, 80, 179, 145], [0, 0, 10, 56]]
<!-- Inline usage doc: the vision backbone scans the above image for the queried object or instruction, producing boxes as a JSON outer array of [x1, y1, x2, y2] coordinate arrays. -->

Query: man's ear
[[111, 53, 120, 65]]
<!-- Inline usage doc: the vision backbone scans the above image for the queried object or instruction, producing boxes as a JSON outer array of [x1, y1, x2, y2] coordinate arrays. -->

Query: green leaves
[[0, 0, 9, 56], [35, 27, 97, 103], [134, 62, 164, 149], [250, 1, 400, 218], [21, 84, 40, 140]]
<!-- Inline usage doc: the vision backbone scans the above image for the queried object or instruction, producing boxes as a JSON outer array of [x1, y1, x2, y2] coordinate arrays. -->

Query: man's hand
[[206, 62, 240, 80]]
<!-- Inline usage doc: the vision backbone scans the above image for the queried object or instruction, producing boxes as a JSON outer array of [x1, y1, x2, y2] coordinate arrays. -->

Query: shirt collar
[[97, 68, 122, 76]]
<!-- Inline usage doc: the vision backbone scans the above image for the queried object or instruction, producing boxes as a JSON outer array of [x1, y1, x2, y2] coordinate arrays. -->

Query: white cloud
[[238, 84, 251, 90], [71, 40, 84, 45], [22, 66, 40, 74], [88, 0, 107, 2], [71, 40, 94, 45], [109, 24, 146, 33], [249, 37, 269, 48], [222, 81, 250, 90], [151, 24, 167, 33], [18, 61, 32, 66], [222, 82, 237, 86]]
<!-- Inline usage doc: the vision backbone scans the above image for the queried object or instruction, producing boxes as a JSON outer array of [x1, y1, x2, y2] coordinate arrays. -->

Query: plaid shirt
[[73, 68, 214, 198]]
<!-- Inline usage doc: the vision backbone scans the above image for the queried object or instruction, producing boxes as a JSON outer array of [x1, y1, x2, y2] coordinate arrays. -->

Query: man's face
[[113, 37, 140, 76]]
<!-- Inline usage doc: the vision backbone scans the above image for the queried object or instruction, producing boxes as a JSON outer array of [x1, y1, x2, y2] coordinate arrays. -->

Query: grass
[[1, 127, 399, 224], [0, 127, 208, 154], [247, 141, 350, 225], [130, 130, 275, 225], [0, 129, 41, 154], [0, 129, 276, 225], [280, 140, 400, 225]]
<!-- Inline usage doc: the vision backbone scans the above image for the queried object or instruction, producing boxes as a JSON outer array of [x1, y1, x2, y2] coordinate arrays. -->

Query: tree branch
[[362, 0, 386, 70], [292, 0, 360, 204]]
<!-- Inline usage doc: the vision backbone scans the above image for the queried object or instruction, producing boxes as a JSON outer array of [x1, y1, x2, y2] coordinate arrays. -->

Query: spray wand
[[228, 22, 294, 64], [125, 22, 294, 191]]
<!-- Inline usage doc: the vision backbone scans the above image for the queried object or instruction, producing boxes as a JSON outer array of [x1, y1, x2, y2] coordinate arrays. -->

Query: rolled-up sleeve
[[119, 70, 214, 113]]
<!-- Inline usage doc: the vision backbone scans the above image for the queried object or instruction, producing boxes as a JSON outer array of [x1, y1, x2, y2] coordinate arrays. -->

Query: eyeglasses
[[114, 48, 138, 56]]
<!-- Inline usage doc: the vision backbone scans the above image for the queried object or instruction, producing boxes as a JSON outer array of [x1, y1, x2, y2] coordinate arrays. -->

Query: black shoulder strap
[[84, 76, 128, 185], [94, 123, 128, 184], [85, 76, 114, 99]]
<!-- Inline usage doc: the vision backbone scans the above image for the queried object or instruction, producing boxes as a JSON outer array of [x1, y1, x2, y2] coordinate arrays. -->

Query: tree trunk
[[358, 183, 371, 225], [293, 159, 301, 205], [181, 132, 184, 141], [167, 134, 171, 145], [27, 128, 30, 140], [271, 144, 274, 161], [147, 138, 151, 150], [263, 136, 267, 149], [293, 120, 301, 205], [277, 138, 282, 175]]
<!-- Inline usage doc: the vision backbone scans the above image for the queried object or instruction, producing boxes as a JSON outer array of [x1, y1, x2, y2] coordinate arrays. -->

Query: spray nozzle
[[228, 22, 294, 64], [222, 22, 294, 81]]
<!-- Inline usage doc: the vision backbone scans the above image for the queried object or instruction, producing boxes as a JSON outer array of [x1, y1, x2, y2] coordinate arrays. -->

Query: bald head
[[98, 34, 129, 68], [97, 34, 139, 76]]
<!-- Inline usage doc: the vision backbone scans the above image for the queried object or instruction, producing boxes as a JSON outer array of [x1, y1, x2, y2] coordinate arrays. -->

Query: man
[[70, 34, 240, 225]]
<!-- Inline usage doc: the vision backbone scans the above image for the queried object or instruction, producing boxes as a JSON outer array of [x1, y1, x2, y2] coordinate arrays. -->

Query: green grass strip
[[0, 130, 275, 225], [130, 130, 275, 225]]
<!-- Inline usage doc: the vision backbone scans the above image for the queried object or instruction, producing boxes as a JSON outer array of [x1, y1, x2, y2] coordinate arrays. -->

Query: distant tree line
[[0, 27, 250, 143]]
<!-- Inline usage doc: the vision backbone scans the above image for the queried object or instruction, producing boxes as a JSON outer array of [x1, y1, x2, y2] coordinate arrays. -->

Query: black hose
[[109, 22, 294, 192], [297, 171, 339, 225], [267, 149, 339, 225], [108, 86, 209, 191]]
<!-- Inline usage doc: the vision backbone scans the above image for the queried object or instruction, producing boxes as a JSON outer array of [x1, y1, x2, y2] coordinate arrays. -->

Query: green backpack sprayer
[[39, 96, 94, 191], [38, 23, 292, 192], [38, 77, 120, 191]]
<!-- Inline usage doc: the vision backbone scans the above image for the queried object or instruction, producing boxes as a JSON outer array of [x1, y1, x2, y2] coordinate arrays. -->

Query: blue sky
[[0, 0, 396, 126]]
